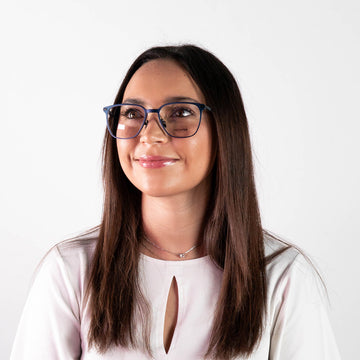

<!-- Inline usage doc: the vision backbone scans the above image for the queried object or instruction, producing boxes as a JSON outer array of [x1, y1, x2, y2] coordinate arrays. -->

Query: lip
[[135, 155, 179, 168]]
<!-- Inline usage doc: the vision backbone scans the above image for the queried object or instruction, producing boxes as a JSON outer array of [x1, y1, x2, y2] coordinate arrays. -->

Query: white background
[[1, 0, 359, 358]]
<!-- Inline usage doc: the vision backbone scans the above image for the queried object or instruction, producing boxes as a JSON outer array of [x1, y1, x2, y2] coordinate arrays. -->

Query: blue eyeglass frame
[[103, 101, 212, 139]]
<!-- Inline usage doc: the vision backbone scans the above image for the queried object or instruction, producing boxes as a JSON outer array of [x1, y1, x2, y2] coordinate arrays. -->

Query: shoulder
[[262, 235, 341, 359], [264, 233, 315, 275], [10, 231, 99, 359], [40, 229, 97, 269], [263, 233, 327, 311], [33, 229, 98, 298], [53, 229, 98, 266]]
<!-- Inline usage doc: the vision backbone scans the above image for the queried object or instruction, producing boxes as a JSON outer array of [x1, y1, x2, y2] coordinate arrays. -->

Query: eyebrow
[[122, 96, 201, 106]]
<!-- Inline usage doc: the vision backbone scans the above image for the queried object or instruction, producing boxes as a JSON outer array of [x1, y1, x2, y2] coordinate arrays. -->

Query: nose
[[139, 112, 168, 144]]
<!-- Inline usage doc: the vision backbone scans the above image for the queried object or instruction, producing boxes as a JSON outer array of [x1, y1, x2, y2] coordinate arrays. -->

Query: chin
[[132, 177, 183, 198], [135, 183, 190, 198], [140, 188, 181, 198]]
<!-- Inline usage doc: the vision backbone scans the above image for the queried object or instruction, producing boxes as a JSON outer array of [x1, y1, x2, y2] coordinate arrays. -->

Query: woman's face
[[117, 59, 214, 199]]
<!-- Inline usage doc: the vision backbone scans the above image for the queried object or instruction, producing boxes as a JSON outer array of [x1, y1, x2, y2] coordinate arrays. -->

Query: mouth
[[135, 155, 179, 169]]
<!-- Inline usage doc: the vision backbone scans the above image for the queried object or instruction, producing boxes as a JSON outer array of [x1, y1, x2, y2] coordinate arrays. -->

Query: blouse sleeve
[[10, 246, 82, 360], [269, 253, 341, 360]]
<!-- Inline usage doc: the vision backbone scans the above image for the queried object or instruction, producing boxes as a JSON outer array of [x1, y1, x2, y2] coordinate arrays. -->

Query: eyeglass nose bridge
[[143, 108, 165, 128]]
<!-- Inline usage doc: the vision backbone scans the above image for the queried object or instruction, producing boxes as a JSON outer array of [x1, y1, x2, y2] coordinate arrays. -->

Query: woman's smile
[[135, 155, 179, 168]]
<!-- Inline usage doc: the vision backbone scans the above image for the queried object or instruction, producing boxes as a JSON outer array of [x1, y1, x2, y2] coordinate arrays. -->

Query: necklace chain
[[143, 236, 199, 259]]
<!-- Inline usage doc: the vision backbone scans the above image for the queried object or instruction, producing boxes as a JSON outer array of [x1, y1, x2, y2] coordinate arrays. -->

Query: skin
[[117, 59, 214, 260], [117, 59, 215, 353]]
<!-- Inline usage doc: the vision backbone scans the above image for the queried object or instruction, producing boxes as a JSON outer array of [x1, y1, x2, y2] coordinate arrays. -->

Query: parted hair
[[88, 44, 268, 359]]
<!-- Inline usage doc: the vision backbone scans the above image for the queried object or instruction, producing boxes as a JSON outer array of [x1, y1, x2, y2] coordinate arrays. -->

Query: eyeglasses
[[103, 102, 211, 139]]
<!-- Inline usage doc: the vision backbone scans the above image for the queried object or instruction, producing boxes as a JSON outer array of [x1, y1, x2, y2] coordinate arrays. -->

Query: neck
[[141, 188, 210, 260]]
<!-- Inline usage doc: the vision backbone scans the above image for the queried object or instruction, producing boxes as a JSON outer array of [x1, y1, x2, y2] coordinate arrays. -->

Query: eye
[[121, 108, 144, 120], [171, 107, 193, 118]]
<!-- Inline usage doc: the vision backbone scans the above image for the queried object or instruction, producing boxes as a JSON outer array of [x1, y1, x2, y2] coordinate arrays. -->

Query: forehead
[[123, 59, 205, 105]]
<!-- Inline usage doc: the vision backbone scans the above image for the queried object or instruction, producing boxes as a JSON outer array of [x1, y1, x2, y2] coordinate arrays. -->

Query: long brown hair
[[88, 45, 267, 359]]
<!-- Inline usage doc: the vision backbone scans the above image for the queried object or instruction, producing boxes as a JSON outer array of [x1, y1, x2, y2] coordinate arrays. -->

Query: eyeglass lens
[[108, 103, 202, 138]]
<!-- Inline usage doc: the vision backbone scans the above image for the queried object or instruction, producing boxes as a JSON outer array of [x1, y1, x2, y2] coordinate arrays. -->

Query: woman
[[11, 45, 341, 359]]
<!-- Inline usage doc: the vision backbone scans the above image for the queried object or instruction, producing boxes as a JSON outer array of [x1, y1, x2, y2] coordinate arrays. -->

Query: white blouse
[[11, 235, 341, 359]]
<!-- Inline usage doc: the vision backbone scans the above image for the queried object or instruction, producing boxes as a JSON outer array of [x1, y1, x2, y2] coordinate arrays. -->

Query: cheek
[[197, 125, 214, 169], [116, 141, 133, 171], [116, 143, 124, 166], [201, 141, 214, 175], [182, 128, 214, 176], [203, 121, 217, 174]]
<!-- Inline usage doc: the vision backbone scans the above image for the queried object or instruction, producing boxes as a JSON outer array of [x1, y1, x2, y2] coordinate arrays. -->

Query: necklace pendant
[[179, 253, 185, 258]]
